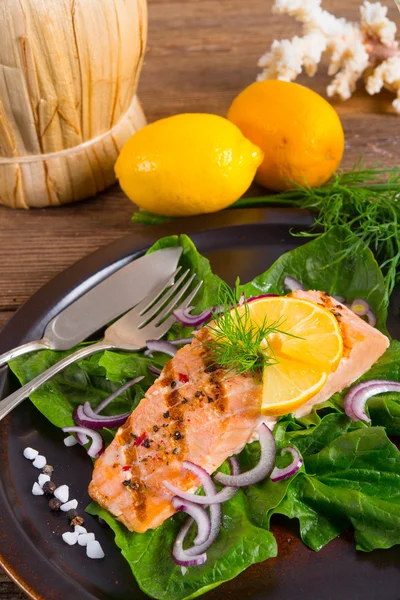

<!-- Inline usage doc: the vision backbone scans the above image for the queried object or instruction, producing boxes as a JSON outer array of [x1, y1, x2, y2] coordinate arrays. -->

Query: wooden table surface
[[1, 0, 399, 597]]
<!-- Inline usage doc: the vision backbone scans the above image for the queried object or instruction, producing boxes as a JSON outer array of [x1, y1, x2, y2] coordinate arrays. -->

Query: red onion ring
[[344, 379, 400, 423], [95, 376, 144, 414], [350, 298, 369, 317], [171, 497, 211, 545], [172, 519, 207, 566], [270, 446, 303, 482], [348, 298, 376, 327], [214, 424, 276, 487], [171, 461, 225, 565], [72, 376, 144, 433], [74, 403, 130, 430], [169, 337, 194, 346], [62, 426, 105, 458], [366, 309, 377, 327], [284, 276, 305, 292], [171, 457, 241, 565], [247, 294, 279, 303], [145, 340, 177, 357], [163, 470, 238, 505], [148, 365, 161, 376], [173, 306, 213, 328]]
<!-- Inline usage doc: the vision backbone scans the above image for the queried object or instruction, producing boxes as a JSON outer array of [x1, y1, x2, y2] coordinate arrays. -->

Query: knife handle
[[0, 339, 52, 368], [0, 341, 113, 422]]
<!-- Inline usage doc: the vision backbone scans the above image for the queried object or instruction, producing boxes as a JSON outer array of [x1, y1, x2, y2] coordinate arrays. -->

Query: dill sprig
[[204, 285, 291, 379], [232, 161, 400, 302]]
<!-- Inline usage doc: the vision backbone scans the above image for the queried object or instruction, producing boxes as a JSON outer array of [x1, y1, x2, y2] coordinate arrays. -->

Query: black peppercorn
[[143, 439, 150, 448], [42, 480, 56, 496], [49, 497, 62, 511], [170, 380, 176, 388], [172, 447, 179, 454], [207, 397, 214, 403], [163, 411, 170, 419], [153, 425, 159, 432], [174, 431, 182, 440]]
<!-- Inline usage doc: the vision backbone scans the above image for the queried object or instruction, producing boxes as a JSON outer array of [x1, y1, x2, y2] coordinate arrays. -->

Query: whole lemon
[[115, 113, 263, 216], [227, 80, 345, 192]]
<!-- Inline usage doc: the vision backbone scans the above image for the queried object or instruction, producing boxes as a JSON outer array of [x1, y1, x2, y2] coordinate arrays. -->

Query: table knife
[[0, 246, 182, 366]]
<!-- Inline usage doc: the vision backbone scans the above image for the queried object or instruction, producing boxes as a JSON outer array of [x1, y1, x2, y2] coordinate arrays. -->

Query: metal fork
[[0, 269, 202, 422]]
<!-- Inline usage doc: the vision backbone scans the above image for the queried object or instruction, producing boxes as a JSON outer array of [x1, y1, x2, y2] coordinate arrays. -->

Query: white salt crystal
[[54, 484, 69, 504], [62, 531, 79, 546], [38, 474, 50, 488], [32, 482, 44, 496], [60, 499, 78, 512], [74, 525, 87, 535], [23, 447, 39, 460], [64, 435, 78, 447], [77, 532, 95, 547], [32, 455, 46, 469], [86, 540, 105, 559]]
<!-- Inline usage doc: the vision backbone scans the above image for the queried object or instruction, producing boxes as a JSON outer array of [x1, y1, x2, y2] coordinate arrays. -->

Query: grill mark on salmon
[[89, 290, 389, 533], [197, 329, 227, 413], [118, 423, 148, 522]]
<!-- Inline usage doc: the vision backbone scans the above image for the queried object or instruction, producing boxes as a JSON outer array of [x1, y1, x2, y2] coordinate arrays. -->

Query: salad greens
[[9, 225, 400, 600]]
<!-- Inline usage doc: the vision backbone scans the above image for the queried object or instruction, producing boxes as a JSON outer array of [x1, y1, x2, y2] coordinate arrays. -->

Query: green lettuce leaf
[[245, 416, 400, 553], [87, 485, 277, 600]]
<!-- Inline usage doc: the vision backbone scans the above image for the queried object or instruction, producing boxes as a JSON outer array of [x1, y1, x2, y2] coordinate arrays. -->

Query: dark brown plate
[[0, 208, 399, 600]]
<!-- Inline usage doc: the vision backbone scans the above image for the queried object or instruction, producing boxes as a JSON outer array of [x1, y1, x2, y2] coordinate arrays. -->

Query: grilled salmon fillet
[[89, 328, 264, 533], [290, 290, 389, 417], [89, 291, 389, 532]]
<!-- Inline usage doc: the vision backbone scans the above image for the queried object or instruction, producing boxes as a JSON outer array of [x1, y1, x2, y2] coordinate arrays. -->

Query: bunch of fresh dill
[[203, 285, 291, 379], [232, 163, 400, 301]]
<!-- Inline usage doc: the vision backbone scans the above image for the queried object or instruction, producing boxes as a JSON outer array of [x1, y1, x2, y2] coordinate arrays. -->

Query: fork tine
[[152, 279, 204, 335], [152, 272, 197, 327], [132, 267, 181, 316], [139, 268, 191, 324]]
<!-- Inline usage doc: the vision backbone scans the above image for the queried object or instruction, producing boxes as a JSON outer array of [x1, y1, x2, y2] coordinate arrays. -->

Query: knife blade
[[0, 246, 182, 366]]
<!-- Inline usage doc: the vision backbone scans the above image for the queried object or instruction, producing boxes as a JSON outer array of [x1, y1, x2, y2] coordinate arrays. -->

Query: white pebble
[[64, 435, 78, 447], [38, 474, 51, 488], [32, 482, 44, 496], [77, 532, 95, 547], [54, 485, 69, 504], [74, 525, 87, 535], [62, 531, 79, 546], [32, 455, 46, 469], [60, 499, 78, 512], [23, 447, 39, 460], [86, 540, 105, 559]]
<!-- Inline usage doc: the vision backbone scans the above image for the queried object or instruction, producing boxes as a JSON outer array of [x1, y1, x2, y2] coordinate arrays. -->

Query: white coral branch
[[258, 0, 400, 113]]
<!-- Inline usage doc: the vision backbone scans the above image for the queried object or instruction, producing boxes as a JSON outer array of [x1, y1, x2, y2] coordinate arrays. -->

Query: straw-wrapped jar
[[0, 0, 147, 208]]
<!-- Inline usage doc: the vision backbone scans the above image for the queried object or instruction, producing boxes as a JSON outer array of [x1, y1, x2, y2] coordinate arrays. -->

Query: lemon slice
[[244, 296, 343, 415]]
